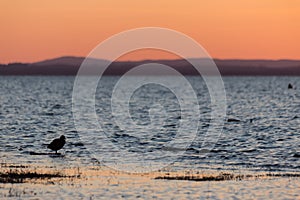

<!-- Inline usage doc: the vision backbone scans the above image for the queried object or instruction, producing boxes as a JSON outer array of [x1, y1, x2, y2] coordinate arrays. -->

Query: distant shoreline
[[1, 56, 300, 76]]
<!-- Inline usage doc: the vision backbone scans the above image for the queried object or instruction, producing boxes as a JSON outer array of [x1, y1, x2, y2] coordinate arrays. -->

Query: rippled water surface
[[0, 76, 299, 199]]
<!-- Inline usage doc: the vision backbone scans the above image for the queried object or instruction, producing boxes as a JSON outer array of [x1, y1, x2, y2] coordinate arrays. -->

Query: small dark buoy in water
[[48, 135, 66, 154], [288, 83, 293, 89]]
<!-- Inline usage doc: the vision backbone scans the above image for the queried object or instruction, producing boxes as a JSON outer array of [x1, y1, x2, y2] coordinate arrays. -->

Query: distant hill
[[1, 56, 300, 76], [32, 56, 110, 67]]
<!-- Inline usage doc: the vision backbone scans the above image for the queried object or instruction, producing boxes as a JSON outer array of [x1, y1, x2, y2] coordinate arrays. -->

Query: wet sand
[[0, 163, 299, 199]]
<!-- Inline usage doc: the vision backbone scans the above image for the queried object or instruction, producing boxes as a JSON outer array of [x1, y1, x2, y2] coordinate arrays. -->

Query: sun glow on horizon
[[1, 0, 299, 63]]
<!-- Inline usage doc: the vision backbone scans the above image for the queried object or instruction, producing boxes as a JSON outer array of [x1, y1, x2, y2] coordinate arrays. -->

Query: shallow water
[[0, 76, 299, 199]]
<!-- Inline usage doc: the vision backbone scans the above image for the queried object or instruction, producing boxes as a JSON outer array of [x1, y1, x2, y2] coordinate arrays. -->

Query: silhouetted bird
[[47, 135, 66, 154], [288, 83, 293, 89]]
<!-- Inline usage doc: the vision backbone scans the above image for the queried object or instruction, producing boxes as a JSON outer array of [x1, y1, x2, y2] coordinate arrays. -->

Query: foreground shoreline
[[1, 163, 299, 199]]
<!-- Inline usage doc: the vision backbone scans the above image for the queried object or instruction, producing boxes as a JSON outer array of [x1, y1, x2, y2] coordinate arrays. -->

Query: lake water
[[0, 76, 299, 199]]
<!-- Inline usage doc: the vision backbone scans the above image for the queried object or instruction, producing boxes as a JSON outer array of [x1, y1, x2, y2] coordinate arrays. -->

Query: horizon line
[[2, 55, 300, 65]]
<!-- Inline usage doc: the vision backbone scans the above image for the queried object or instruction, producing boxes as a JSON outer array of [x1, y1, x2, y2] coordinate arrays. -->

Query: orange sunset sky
[[1, 0, 299, 63]]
